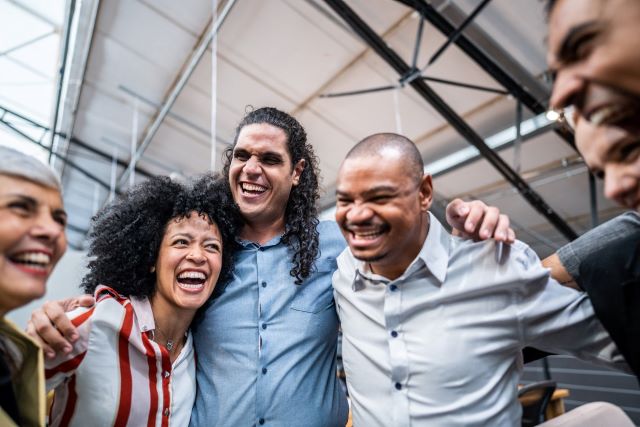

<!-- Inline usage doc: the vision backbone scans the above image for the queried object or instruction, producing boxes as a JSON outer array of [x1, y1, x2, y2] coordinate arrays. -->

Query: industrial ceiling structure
[[0, 0, 626, 254]]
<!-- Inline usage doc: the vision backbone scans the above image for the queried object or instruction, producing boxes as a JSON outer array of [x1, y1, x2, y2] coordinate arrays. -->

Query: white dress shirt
[[333, 213, 627, 427]]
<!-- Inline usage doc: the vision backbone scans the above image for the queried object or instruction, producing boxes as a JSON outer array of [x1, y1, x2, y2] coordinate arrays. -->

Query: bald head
[[345, 133, 424, 185]]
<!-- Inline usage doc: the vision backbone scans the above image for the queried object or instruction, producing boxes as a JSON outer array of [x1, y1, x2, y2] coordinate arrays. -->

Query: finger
[[31, 307, 72, 354], [445, 199, 468, 230], [26, 320, 56, 359], [464, 201, 487, 235], [507, 228, 516, 244], [44, 300, 78, 343], [478, 207, 501, 240], [77, 294, 96, 308], [491, 214, 511, 242]]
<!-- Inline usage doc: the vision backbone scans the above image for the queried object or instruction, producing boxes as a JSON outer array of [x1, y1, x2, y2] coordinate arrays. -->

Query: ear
[[291, 159, 306, 186], [418, 174, 433, 212]]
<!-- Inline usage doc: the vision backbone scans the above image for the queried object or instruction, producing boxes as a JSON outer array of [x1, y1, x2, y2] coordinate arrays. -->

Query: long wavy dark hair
[[222, 107, 320, 285], [82, 175, 240, 298]]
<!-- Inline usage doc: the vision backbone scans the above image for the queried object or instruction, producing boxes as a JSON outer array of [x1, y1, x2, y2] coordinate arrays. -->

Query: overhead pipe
[[323, 0, 577, 240]]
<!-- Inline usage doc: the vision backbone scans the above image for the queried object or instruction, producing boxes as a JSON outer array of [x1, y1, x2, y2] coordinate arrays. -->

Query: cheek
[[0, 218, 26, 255]]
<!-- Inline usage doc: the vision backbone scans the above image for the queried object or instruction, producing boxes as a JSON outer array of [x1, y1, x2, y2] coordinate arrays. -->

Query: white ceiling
[[2, 0, 626, 252]]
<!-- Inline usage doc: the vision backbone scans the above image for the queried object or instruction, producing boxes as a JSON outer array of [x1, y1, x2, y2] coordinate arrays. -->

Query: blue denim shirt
[[190, 221, 349, 426]]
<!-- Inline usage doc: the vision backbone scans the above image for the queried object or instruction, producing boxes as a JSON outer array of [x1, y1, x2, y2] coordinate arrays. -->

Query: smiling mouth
[[177, 270, 207, 290], [240, 182, 268, 196], [8, 251, 52, 273]]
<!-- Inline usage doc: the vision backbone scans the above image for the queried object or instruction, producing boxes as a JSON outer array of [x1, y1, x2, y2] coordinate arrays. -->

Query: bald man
[[332, 133, 628, 426]]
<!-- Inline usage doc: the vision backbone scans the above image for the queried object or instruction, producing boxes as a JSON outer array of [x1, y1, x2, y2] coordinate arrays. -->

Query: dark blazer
[[578, 233, 640, 381]]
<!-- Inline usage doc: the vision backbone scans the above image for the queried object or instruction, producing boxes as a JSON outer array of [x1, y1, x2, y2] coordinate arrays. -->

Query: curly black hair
[[222, 107, 321, 285], [82, 174, 240, 299]]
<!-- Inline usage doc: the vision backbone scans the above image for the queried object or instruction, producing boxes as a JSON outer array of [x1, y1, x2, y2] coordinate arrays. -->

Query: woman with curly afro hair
[[44, 174, 239, 427]]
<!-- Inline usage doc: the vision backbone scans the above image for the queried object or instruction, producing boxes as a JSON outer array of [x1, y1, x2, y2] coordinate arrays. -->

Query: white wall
[[7, 248, 88, 329]]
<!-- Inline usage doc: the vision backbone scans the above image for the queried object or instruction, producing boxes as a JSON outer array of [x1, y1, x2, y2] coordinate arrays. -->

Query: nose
[[345, 202, 374, 224], [549, 67, 586, 112], [242, 155, 261, 175], [32, 211, 65, 243], [603, 165, 635, 206], [186, 246, 206, 263]]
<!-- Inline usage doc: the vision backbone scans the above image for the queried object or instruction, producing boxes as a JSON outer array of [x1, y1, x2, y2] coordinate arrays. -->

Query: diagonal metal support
[[0, 117, 117, 194], [393, 0, 576, 150], [423, 0, 492, 69], [116, 0, 238, 189], [324, 0, 577, 240], [0, 104, 154, 178]]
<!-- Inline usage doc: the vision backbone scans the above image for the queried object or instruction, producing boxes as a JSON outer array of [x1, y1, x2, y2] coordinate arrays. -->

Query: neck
[[240, 217, 286, 245], [149, 300, 194, 353], [371, 213, 430, 281]]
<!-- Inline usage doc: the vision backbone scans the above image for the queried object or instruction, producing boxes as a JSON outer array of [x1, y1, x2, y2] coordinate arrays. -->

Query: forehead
[[547, 0, 604, 55], [337, 155, 410, 191], [0, 174, 63, 207], [235, 123, 290, 156], [165, 213, 220, 236]]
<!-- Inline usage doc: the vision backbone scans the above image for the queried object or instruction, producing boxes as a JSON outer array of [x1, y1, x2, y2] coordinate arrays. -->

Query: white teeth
[[178, 283, 204, 289], [353, 230, 382, 240], [178, 271, 206, 280], [12, 252, 51, 265], [241, 183, 267, 192]]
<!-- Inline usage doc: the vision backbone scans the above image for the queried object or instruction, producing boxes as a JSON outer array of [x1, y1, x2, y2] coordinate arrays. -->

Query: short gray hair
[[0, 146, 61, 191]]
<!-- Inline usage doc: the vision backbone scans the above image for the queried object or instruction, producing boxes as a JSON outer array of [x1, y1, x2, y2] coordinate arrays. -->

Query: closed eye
[[205, 242, 221, 252]]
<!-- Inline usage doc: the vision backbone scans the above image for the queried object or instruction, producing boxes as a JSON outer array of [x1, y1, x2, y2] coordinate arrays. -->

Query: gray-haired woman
[[0, 146, 67, 427]]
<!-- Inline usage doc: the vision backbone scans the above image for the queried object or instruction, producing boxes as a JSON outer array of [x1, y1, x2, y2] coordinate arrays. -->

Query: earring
[[150, 266, 156, 273]]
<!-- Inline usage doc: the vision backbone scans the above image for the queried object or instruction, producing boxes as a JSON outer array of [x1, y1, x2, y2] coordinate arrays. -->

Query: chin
[[352, 251, 386, 263]]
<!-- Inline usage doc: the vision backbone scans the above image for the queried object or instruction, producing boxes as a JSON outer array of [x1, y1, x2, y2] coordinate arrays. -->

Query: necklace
[[149, 329, 187, 352]]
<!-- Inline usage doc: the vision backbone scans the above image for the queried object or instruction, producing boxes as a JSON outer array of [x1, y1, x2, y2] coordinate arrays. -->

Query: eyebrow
[[234, 148, 284, 158], [556, 20, 600, 63], [336, 185, 399, 197]]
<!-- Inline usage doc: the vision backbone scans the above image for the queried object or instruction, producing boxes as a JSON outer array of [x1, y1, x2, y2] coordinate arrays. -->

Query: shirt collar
[[130, 296, 155, 333], [351, 212, 450, 291], [236, 233, 283, 249], [415, 212, 450, 284]]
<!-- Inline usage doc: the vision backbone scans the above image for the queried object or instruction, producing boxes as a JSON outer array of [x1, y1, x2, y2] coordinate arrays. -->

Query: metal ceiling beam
[[0, 117, 117, 194], [49, 0, 76, 162], [0, 104, 154, 179], [323, 0, 577, 240], [116, 0, 238, 189], [393, 0, 576, 150], [50, 0, 100, 172]]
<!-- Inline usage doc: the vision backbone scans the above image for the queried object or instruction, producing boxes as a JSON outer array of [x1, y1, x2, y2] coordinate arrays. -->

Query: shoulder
[[317, 220, 347, 257], [333, 247, 357, 291], [450, 237, 548, 286]]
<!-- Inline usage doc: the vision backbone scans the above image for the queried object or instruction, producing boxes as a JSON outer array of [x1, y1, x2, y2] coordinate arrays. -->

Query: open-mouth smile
[[176, 270, 208, 292], [8, 250, 53, 276]]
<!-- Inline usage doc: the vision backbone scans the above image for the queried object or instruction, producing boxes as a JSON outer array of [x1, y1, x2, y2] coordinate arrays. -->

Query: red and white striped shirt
[[45, 285, 196, 427]]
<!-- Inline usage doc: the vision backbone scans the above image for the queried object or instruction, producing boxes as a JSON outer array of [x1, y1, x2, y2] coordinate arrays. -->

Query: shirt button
[[390, 284, 397, 291], [164, 408, 170, 416], [261, 281, 267, 288], [259, 418, 265, 424], [395, 382, 402, 390], [390, 330, 398, 338], [163, 371, 170, 378], [262, 367, 267, 374], [262, 323, 267, 330]]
